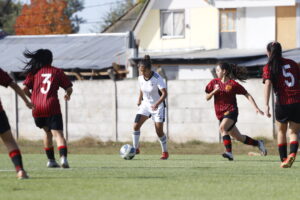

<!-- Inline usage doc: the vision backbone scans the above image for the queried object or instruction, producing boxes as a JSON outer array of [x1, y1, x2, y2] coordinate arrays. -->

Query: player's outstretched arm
[[244, 93, 263, 115], [64, 87, 73, 101], [263, 80, 272, 118], [22, 86, 32, 98], [9, 82, 33, 109]]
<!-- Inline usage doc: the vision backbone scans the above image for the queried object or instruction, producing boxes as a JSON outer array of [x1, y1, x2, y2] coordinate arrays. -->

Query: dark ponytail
[[138, 55, 152, 70], [23, 49, 53, 75], [267, 42, 282, 85], [219, 62, 247, 82]]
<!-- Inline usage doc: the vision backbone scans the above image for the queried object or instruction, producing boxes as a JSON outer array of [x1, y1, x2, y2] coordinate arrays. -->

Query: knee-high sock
[[132, 131, 140, 149]]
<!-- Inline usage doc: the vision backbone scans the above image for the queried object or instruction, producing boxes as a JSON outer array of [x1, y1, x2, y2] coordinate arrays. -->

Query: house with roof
[[104, 0, 300, 80]]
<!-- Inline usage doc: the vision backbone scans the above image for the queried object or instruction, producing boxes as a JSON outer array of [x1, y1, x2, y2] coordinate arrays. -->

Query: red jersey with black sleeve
[[0, 68, 13, 112], [262, 58, 300, 105], [205, 78, 248, 120], [23, 65, 72, 118]]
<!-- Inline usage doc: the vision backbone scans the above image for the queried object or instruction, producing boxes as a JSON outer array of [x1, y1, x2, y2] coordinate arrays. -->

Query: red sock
[[58, 146, 68, 157], [9, 149, 23, 172]]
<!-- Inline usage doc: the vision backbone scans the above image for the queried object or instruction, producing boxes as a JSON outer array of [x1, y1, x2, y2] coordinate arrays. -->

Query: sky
[[16, 0, 126, 34]]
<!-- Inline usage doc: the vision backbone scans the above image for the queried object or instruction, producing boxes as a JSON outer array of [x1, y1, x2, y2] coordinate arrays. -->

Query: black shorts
[[219, 110, 238, 132], [0, 111, 11, 134], [275, 103, 300, 123], [34, 114, 63, 130]]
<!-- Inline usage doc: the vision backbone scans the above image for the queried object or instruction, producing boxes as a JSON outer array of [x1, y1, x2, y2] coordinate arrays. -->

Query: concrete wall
[[0, 79, 274, 143]]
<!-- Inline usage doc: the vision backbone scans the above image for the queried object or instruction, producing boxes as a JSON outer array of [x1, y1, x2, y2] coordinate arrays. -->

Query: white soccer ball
[[120, 144, 136, 160]]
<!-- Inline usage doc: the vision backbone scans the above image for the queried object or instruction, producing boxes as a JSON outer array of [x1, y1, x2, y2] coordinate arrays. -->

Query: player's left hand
[[151, 104, 158, 111], [64, 94, 71, 101]]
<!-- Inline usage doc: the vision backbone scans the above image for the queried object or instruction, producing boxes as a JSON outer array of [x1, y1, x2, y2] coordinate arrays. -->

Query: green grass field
[[1, 153, 300, 200]]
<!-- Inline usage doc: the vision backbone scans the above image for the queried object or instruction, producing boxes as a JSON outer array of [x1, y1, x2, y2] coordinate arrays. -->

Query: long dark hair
[[23, 49, 53, 75], [138, 55, 152, 70], [267, 42, 282, 85], [219, 62, 247, 82]]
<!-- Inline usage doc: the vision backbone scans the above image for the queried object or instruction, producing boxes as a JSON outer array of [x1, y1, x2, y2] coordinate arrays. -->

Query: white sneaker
[[60, 157, 70, 168], [258, 140, 267, 156], [222, 152, 234, 161], [47, 159, 60, 168]]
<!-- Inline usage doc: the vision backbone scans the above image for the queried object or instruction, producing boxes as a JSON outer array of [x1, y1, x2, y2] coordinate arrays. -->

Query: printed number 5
[[41, 74, 52, 94], [282, 64, 295, 87]]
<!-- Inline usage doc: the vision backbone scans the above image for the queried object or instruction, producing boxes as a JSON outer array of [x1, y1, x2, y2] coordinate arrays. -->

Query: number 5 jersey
[[23, 65, 72, 117], [262, 58, 300, 105]]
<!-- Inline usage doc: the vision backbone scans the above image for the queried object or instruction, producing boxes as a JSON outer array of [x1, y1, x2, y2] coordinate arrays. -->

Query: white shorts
[[136, 103, 165, 123]]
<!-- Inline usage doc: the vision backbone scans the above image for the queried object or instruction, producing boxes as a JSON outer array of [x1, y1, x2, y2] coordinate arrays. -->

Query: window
[[161, 10, 185, 38], [220, 9, 237, 32]]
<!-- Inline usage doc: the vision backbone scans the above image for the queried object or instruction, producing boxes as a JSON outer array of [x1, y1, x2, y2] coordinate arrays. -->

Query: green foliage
[[0, 0, 22, 34], [65, 0, 85, 33], [100, 0, 135, 32]]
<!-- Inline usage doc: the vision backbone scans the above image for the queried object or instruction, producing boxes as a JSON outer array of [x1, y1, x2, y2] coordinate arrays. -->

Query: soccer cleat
[[222, 152, 234, 161], [257, 140, 267, 156], [135, 148, 140, 154], [47, 159, 60, 168], [17, 170, 29, 180], [280, 153, 296, 168], [60, 156, 70, 168], [160, 152, 169, 160]]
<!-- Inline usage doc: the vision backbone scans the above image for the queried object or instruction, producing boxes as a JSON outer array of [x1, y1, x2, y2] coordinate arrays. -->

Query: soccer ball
[[120, 144, 136, 160]]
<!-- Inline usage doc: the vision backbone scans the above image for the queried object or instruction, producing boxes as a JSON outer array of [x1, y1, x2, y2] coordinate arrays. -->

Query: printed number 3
[[41, 74, 52, 94], [282, 64, 295, 87]]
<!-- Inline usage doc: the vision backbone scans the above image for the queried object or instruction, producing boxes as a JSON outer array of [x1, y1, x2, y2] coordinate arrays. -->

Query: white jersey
[[138, 72, 166, 106]]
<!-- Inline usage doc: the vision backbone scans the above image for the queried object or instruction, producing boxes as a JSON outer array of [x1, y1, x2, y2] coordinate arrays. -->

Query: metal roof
[[132, 48, 300, 67], [0, 33, 130, 72]]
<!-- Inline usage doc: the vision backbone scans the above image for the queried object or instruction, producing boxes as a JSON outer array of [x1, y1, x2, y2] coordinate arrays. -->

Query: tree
[[100, 0, 135, 32], [15, 0, 73, 35], [65, 0, 85, 33], [0, 0, 22, 34]]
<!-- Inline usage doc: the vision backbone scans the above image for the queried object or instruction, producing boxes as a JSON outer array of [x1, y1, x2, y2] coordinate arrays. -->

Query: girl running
[[263, 42, 300, 168], [0, 68, 32, 179], [205, 62, 267, 161], [22, 49, 73, 168], [132, 55, 169, 160]]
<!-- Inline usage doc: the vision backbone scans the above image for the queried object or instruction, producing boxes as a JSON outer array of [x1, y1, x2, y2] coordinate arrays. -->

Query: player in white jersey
[[132, 55, 169, 160]]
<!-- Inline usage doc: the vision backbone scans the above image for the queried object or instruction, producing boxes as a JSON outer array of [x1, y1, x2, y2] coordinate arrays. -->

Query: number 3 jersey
[[138, 72, 166, 106], [23, 65, 73, 117], [263, 58, 300, 105]]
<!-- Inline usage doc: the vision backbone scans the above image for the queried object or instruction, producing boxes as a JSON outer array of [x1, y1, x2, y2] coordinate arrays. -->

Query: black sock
[[222, 135, 232, 153], [58, 146, 68, 157], [290, 141, 299, 155], [278, 143, 287, 162], [243, 136, 258, 146], [9, 149, 23, 172], [45, 147, 55, 160]]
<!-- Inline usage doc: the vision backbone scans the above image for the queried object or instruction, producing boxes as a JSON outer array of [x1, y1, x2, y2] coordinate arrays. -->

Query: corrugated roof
[[0, 33, 130, 72]]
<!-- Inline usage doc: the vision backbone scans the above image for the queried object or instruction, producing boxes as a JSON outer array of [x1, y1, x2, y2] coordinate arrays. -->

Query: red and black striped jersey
[[23, 65, 72, 117], [205, 78, 248, 120], [0, 68, 13, 112], [263, 58, 300, 105]]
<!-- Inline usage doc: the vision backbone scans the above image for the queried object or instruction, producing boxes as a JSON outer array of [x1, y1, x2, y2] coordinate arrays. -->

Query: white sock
[[132, 131, 140, 149], [159, 135, 168, 152]]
